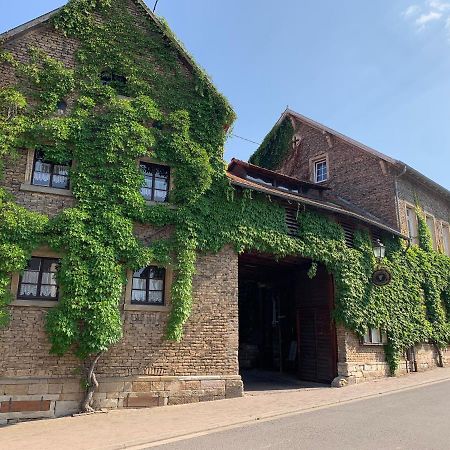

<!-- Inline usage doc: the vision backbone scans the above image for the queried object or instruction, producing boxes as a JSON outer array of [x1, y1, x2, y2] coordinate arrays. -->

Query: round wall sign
[[372, 268, 392, 286]]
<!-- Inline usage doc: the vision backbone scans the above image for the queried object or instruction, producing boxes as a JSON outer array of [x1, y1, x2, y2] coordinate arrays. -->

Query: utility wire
[[231, 134, 261, 146], [153, 0, 160, 12]]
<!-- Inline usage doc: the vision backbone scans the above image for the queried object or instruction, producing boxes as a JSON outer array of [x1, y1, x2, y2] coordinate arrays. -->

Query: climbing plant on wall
[[249, 117, 295, 170], [0, 0, 449, 412]]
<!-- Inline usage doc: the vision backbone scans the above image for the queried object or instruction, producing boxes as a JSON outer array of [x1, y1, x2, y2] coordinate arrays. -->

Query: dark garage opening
[[238, 253, 337, 390]]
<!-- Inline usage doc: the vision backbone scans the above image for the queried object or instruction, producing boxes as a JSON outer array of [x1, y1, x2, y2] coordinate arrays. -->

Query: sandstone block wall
[[337, 327, 449, 383], [0, 374, 243, 424]]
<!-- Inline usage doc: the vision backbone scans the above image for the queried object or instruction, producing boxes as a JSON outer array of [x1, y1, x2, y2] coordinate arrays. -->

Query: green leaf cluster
[[249, 117, 295, 170]]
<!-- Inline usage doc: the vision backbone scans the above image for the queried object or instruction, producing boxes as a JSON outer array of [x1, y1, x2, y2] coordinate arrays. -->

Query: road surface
[[154, 380, 450, 449]]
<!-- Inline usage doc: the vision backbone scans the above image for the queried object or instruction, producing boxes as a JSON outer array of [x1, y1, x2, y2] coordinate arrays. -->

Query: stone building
[[251, 109, 450, 251], [0, 1, 448, 425], [250, 108, 450, 383]]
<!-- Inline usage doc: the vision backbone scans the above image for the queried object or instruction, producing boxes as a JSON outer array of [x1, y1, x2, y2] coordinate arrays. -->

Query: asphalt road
[[154, 380, 450, 450]]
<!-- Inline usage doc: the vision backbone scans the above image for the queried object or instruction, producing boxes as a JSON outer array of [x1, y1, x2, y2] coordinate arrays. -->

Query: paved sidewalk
[[2, 368, 450, 450]]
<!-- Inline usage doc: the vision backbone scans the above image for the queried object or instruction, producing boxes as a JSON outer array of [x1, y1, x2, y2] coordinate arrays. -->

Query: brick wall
[[277, 117, 399, 228]]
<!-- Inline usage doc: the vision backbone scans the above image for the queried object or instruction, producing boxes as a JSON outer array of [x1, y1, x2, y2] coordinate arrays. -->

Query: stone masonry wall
[[277, 117, 399, 229], [0, 245, 241, 424], [337, 327, 450, 383]]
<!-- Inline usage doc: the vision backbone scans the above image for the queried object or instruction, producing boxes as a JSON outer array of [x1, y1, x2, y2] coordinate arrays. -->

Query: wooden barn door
[[297, 266, 337, 383]]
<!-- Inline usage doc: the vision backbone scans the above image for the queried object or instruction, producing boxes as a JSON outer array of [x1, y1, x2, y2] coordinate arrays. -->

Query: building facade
[[0, 1, 449, 425], [251, 109, 450, 252]]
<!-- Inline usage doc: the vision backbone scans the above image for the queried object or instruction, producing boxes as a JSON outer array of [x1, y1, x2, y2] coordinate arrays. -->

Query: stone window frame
[[123, 265, 173, 312], [309, 154, 329, 184], [441, 221, 450, 257], [10, 247, 62, 308], [404, 202, 419, 246], [20, 148, 73, 197], [138, 157, 175, 206]]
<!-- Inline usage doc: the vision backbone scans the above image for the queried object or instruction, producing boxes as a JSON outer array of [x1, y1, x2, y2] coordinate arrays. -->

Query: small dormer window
[[140, 162, 170, 203], [314, 159, 328, 183], [100, 70, 127, 95], [56, 100, 67, 116]]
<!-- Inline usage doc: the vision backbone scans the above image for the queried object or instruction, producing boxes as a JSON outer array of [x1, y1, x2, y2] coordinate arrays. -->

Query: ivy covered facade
[[0, 0, 449, 422]]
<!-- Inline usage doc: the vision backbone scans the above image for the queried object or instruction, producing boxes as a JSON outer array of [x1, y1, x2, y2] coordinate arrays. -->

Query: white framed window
[[425, 214, 437, 250], [442, 223, 450, 256], [314, 159, 328, 183], [363, 328, 388, 345], [406, 205, 419, 245]]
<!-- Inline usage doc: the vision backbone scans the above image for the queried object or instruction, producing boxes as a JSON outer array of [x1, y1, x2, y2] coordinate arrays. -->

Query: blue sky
[[1, 0, 449, 189]]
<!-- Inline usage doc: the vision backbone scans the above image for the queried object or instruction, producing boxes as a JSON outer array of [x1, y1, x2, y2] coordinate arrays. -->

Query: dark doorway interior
[[238, 253, 337, 389]]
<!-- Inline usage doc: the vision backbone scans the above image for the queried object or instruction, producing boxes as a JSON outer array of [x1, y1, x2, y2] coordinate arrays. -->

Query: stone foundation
[[0, 375, 243, 424]]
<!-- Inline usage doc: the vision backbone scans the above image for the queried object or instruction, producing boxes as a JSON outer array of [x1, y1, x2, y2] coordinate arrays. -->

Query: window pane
[[150, 267, 165, 279], [133, 268, 147, 278], [22, 269, 39, 284], [148, 291, 163, 304], [363, 328, 371, 344], [41, 271, 57, 286], [154, 177, 168, 190], [28, 258, 42, 271], [51, 164, 70, 189], [149, 279, 164, 291], [19, 284, 38, 297], [140, 163, 153, 175], [153, 190, 168, 202], [315, 160, 328, 182], [53, 164, 69, 176], [39, 285, 58, 298], [371, 328, 381, 344], [143, 175, 154, 188], [32, 161, 52, 186], [155, 166, 169, 178], [131, 290, 146, 303], [132, 278, 146, 290], [140, 187, 153, 201]]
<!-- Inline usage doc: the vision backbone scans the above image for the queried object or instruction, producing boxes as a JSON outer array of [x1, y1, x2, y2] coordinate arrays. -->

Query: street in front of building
[[155, 379, 450, 450]]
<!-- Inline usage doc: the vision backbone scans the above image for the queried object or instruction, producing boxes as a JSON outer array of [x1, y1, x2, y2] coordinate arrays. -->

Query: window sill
[[145, 201, 177, 209], [20, 184, 73, 197], [124, 303, 170, 313], [361, 343, 386, 347], [10, 299, 58, 308]]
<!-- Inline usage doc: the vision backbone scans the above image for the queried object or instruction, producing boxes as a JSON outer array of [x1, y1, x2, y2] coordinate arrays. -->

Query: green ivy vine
[[0, 0, 449, 402], [249, 117, 295, 170]]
